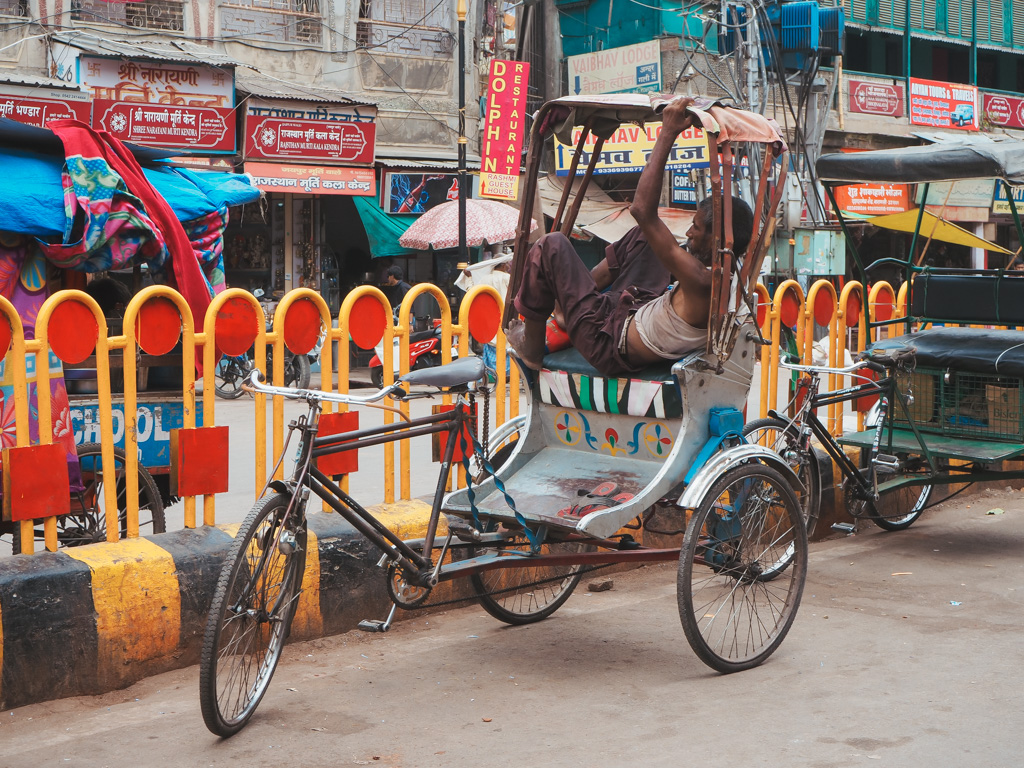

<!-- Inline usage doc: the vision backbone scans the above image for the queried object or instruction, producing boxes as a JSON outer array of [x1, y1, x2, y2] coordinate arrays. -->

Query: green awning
[[352, 189, 416, 258]]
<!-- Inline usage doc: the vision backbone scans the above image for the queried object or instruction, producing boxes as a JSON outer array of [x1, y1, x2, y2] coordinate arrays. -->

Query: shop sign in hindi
[[555, 122, 708, 175], [983, 93, 1024, 130], [848, 79, 903, 117], [567, 41, 661, 95], [909, 77, 978, 130], [72, 55, 234, 107], [992, 181, 1024, 215], [245, 116, 375, 165], [480, 59, 530, 200], [94, 100, 235, 152], [0, 83, 90, 127], [245, 162, 375, 195], [832, 183, 910, 216]]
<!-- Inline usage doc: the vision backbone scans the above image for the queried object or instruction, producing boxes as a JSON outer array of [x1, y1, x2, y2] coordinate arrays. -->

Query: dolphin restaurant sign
[[554, 122, 708, 175], [479, 59, 530, 200], [243, 98, 376, 165]]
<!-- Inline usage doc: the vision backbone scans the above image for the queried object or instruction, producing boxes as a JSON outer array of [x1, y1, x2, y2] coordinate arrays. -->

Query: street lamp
[[457, 0, 468, 267]]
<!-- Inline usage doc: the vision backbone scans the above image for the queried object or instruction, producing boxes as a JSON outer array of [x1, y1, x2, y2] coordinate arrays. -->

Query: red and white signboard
[[94, 101, 235, 152], [244, 117, 375, 165], [245, 162, 375, 196], [0, 84, 90, 128], [480, 59, 530, 200], [73, 55, 234, 108], [848, 80, 903, 117], [909, 77, 978, 131], [983, 93, 1024, 130]]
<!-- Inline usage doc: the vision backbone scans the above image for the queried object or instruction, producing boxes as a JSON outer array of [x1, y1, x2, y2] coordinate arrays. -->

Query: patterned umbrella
[[398, 198, 536, 250]]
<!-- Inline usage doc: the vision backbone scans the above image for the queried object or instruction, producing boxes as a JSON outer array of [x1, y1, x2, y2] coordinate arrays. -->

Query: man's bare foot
[[505, 318, 545, 370]]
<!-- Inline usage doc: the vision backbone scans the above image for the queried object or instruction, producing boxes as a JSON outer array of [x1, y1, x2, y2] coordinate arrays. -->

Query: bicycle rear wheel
[[678, 463, 807, 673], [200, 493, 307, 737], [470, 535, 592, 625], [742, 417, 820, 539]]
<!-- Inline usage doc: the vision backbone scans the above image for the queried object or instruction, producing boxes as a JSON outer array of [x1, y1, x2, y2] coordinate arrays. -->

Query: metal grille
[[220, 0, 322, 44], [0, 0, 27, 16], [893, 368, 1024, 442], [126, 0, 184, 30]]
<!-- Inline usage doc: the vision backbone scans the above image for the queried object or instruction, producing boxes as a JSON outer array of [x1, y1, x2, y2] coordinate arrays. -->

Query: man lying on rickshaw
[[507, 96, 754, 375]]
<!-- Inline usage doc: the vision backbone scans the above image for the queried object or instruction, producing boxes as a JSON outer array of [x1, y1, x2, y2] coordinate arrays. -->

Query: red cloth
[[47, 120, 213, 344]]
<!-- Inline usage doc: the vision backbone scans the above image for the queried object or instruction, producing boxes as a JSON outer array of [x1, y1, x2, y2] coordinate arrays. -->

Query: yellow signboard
[[554, 123, 709, 176]]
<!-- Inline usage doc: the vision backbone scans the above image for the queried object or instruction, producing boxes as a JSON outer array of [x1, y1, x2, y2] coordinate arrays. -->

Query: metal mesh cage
[[892, 367, 1024, 442]]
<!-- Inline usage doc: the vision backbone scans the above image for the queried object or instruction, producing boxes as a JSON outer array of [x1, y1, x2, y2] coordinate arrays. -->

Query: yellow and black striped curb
[[0, 499, 468, 712]]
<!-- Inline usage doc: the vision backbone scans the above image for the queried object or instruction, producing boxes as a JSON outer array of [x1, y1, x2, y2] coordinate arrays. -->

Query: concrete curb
[[0, 500, 472, 711]]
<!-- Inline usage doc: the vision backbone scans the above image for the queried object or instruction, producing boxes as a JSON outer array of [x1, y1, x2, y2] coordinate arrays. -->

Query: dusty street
[[2, 486, 1023, 768]]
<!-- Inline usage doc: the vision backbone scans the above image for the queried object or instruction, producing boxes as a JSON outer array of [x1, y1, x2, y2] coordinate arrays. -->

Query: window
[[71, 0, 186, 31], [0, 0, 27, 17], [356, 0, 453, 56], [220, 0, 323, 45]]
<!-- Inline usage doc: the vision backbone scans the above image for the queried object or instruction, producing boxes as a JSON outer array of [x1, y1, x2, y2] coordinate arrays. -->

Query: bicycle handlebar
[[779, 346, 916, 377], [243, 369, 404, 405]]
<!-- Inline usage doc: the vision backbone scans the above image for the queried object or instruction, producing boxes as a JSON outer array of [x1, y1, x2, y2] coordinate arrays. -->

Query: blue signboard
[[671, 170, 697, 207], [70, 401, 204, 469]]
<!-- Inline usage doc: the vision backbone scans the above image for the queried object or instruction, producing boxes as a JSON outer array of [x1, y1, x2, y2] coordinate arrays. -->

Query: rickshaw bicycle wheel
[[11, 443, 165, 552], [470, 534, 594, 625], [742, 417, 820, 539], [678, 463, 807, 673], [868, 454, 937, 531], [200, 493, 307, 737]]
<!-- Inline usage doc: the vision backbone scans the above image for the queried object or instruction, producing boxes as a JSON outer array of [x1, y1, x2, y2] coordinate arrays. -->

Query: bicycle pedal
[[873, 453, 900, 473], [357, 619, 391, 633], [831, 522, 856, 534]]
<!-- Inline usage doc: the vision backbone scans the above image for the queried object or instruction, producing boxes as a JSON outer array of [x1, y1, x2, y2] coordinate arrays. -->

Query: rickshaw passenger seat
[[535, 347, 684, 419], [869, 327, 1024, 378]]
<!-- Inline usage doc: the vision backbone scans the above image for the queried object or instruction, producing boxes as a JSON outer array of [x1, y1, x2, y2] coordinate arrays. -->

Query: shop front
[[236, 83, 378, 315]]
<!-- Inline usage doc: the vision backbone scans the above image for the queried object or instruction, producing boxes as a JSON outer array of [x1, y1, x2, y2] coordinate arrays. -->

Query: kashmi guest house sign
[[480, 59, 530, 200]]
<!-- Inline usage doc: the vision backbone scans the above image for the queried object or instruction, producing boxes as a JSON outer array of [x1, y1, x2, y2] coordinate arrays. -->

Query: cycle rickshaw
[[200, 94, 808, 737], [752, 137, 1024, 540]]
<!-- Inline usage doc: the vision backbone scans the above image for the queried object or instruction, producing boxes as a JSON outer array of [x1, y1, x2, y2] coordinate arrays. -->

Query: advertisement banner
[[832, 183, 910, 216], [94, 100, 235, 152], [480, 59, 530, 200], [848, 79, 904, 117], [670, 170, 697, 207], [73, 54, 234, 108], [983, 93, 1024, 130], [567, 41, 661, 95], [384, 173, 462, 214], [992, 181, 1024, 215], [555, 123, 708, 175], [909, 77, 978, 130], [245, 162, 375, 195], [244, 115, 375, 165], [0, 83, 90, 128]]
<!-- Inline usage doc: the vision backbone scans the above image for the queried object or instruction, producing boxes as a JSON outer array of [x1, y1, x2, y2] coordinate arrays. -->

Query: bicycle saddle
[[399, 357, 484, 388]]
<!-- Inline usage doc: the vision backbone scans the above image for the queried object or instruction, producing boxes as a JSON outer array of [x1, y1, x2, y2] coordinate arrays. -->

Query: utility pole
[[457, 0, 468, 266]]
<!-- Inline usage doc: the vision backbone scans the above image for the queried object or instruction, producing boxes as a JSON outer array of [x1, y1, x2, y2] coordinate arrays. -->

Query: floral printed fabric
[[0, 232, 83, 492]]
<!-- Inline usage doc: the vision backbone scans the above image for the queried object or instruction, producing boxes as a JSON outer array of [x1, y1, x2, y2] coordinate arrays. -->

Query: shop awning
[[865, 209, 1012, 253], [536, 173, 694, 244], [352, 189, 417, 258]]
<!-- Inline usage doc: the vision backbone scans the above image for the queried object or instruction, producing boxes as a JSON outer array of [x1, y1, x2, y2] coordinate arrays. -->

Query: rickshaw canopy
[[817, 136, 1024, 185]]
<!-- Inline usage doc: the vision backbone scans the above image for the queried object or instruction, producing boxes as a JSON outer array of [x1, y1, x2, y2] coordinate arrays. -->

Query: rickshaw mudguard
[[675, 443, 804, 512], [443, 323, 760, 540]]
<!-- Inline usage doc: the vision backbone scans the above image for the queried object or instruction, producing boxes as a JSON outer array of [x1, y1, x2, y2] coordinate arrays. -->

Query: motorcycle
[[368, 315, 458, 389], [214, 290, 314, 399]]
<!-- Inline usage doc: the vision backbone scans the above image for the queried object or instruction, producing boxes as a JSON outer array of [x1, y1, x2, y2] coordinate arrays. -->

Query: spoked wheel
[[200, 493, 307, 737], [869, 458, 936, 531], [678, 463, 807, 673], [742, 417, 820, 539], [12, 443, 165, 552], [470, 534, 594, 625], [215, 356, 252, 400]]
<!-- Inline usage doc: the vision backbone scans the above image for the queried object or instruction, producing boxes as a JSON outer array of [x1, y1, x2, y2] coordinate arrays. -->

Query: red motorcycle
[[368, 318, 458, 389]]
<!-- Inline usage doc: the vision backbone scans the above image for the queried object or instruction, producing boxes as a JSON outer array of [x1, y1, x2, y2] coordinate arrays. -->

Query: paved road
[[3, 485, 1023, 767]]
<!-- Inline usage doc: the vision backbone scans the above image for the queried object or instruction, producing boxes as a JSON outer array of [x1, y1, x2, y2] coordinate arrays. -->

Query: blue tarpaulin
[[0, 147, 261, 237]]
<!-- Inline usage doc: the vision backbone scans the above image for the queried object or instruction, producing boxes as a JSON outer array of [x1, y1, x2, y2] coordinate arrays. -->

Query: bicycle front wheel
[[200, 493, 307, 737], [678, 463, 807, 673]]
